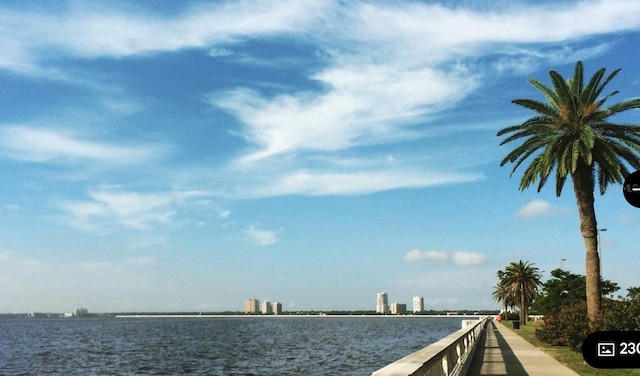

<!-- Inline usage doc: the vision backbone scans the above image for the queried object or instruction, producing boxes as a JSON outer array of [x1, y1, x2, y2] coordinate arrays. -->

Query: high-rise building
[[376, 292, 389, 314], [244, 298, 260, 314], [391, 303, 407, 315], [413, 296, 424, 314], [273, 302, 282, 315], [262, 300, 273, 315]]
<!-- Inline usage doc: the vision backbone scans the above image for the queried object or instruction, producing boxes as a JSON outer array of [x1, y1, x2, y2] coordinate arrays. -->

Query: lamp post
[[560, 258, 566, 270]]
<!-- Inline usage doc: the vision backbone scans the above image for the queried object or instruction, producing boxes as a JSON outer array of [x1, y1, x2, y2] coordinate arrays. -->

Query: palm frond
[[573, 60, 584, 95], [527, 78, 559, 108], [606, 98, 640, 115], [512, 99, 558, 117], [581, 67, 606, 105], [498, 61, 640, 201]]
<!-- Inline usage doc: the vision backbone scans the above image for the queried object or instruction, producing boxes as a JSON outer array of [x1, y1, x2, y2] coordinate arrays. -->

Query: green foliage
[[498, 60, 640, 196], [536, 300, 640, 352], [531, 268, 620, 315], [598, 299, 640, 331], [628, 287, 640, 301], [535, 301, 590, 351]]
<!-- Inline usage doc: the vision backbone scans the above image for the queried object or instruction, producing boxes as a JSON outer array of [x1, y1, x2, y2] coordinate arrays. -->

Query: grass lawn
[[506, 322, 640, 375]]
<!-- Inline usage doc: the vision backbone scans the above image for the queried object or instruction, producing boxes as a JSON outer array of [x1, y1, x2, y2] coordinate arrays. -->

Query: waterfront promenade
[[467, 320, 579, 375]]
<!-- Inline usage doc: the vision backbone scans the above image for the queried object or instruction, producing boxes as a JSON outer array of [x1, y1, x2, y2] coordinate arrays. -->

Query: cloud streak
[[57, 187, 213, 231], [253, 168, 483, 197], [0, 1, 328, 74], [0, 126, 165, 165], [403, 249, 486, 266], [452, 252, 486, 266], [403, 249, 447, 263], [243, 225, 279, 246], [515, 199, 570, 218], [215, 64, 478, 161]]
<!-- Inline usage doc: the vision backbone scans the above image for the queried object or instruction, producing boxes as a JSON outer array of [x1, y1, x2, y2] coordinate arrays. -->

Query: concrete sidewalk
[[466, 320, 579, 375]]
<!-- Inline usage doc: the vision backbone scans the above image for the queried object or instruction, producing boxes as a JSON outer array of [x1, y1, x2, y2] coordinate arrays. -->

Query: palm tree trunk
[[572, 166, 602, 328]]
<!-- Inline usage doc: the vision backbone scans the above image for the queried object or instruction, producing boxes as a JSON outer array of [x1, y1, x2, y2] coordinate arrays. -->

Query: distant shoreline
[[114, 314, 491, 319]]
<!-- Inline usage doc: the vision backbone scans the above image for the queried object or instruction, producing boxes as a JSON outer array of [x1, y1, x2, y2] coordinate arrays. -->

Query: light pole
[[560, 258, 566, 270]]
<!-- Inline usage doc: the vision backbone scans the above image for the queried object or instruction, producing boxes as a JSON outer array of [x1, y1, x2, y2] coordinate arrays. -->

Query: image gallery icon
[[597, 342, 616, 357]]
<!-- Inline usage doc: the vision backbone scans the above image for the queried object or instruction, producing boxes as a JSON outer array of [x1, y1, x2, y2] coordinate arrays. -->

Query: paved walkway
[[466, 320, 579, 375]]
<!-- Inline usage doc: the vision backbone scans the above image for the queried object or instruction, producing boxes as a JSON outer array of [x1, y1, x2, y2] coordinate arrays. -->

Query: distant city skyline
[[245, 298, 284, 315], [1, 0, 640, 313]]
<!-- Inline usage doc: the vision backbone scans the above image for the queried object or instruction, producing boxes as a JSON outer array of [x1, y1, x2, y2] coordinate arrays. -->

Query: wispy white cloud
[[211, 0, 640, 163], [337, 0, 640, 50], [177, 151, 486, 198], [254, 168, 482, 197], [3, 0, 640, 201], [215, 64, 478, 161], [4, 0, 633, 162], [403, 249, 447, 263], [0, 126, 165, 165], [0, 0, 328, 74], [515, 199, 570, 218], [207, 48, 234, 58], [57, 186, 215, 231], [243, 225, 279, 246], [451, 251, 486, 266], [403, 249, 486, 266], [2, 0, 637, 76], [59, 189, 174, 231]]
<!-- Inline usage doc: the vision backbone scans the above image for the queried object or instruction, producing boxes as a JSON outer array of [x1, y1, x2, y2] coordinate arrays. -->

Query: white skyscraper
[[262, 300, 273, 315], [376, 292, 389, 314], [244, 299, 260, 314], [272, 302, 282, 315], [413, 296, 424, 314]]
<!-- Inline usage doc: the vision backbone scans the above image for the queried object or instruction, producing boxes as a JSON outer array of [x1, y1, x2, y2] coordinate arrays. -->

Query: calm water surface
[[0, 316, 469, 375]]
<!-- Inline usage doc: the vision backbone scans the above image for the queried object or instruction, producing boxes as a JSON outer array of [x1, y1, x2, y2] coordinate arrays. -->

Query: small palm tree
[[628, 287, 640, 301], [497, 61, 640, 327], [501, 260, 541, 325], [492, 279, 513, 316]]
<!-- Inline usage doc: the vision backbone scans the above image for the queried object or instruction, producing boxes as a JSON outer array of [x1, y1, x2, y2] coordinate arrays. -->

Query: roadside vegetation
[[494, 261, 640, 372]]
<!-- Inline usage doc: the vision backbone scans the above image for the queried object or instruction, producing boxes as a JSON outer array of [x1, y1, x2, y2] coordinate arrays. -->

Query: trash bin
[[513, 320, 520, 329]]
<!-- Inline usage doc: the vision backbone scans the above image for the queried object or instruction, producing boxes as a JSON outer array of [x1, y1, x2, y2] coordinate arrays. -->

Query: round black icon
[[623, 171, 640, 208]]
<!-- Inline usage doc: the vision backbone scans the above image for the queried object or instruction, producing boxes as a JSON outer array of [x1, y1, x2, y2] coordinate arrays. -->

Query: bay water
[[0, 316, 469, 375]]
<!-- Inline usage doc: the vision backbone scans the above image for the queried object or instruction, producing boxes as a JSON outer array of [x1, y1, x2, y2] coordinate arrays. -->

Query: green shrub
[[599, 299, 640, 331], [535, 300, 640, 351], [535, 301, 590, 350]]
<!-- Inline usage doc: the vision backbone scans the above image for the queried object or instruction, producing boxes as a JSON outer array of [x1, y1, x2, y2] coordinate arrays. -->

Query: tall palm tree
[[497, 61, 640, 327], [501, 260, 541, 325]]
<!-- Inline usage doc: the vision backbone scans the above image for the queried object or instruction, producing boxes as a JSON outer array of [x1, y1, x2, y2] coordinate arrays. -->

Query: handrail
[[371, 317, 490, 376]]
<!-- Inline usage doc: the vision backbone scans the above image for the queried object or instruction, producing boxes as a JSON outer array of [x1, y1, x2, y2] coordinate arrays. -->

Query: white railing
[[370, 317, 490, 376]]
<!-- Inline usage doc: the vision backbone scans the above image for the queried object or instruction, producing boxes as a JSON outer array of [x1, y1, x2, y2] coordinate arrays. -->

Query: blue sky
[[1, 0, 640, 313]]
